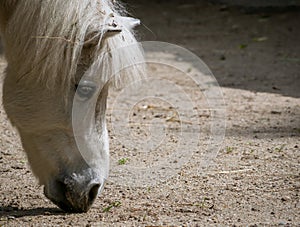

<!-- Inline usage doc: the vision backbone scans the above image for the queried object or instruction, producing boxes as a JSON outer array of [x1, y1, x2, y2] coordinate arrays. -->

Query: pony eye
[[75, 81, 97, 100]]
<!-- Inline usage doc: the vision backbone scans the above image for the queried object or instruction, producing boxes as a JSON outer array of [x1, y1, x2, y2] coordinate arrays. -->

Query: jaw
[[17, 129, 110, 212]]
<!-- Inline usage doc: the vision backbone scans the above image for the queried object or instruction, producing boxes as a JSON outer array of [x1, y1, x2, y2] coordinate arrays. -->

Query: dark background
[[126, 0, 300, 98]]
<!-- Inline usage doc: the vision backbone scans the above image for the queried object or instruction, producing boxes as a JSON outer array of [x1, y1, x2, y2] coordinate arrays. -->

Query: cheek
[[19, 131, 82, 185], [3, 83, 71, 132], [19, 132, 60, 185]]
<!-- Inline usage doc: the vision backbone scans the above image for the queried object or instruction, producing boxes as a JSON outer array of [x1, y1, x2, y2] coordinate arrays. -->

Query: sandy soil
[[0, 0, 299, 226]]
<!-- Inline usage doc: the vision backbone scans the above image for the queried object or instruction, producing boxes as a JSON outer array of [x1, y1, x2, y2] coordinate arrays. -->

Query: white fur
[[2, 0, 145, 91], [0, 0, 145, 211]]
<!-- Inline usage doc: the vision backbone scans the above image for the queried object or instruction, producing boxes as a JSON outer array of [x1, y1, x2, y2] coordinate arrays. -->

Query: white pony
[[0, 0, 145, 212]]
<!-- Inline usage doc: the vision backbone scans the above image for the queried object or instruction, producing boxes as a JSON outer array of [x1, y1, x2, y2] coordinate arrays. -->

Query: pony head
[[1, 0, 145, 212]]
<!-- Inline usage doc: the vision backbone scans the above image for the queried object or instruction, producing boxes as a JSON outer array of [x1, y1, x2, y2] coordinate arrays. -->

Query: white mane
[[2, 0, 145, 93]]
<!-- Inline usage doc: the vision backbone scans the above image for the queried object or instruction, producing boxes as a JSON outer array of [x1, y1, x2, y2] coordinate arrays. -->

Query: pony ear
[[104, 15, 141, 36], [83, 15, 141, 46], [83, 20, 122, 46], [120, 17, 140, 30]]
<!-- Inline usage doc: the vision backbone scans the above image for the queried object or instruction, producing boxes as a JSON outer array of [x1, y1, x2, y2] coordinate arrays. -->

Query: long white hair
[[2, 0, 145, 93]]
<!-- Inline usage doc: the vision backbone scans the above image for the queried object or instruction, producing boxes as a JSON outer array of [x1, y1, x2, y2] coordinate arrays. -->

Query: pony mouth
[[44, 180, 100, 213], [44, 188, 93, 213]]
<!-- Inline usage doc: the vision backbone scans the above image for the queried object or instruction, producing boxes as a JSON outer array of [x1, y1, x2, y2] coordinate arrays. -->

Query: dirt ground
[[0, 0, 299, 226]]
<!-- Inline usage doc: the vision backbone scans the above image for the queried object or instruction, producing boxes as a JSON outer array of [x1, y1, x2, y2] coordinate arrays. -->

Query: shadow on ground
[[0, 206, 63, 218], [128, 0, 300, 98]]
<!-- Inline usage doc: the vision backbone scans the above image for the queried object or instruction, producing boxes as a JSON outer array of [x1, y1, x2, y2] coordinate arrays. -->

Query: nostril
[[88, 183, 100, 204], [47, 178, 101, 213]]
